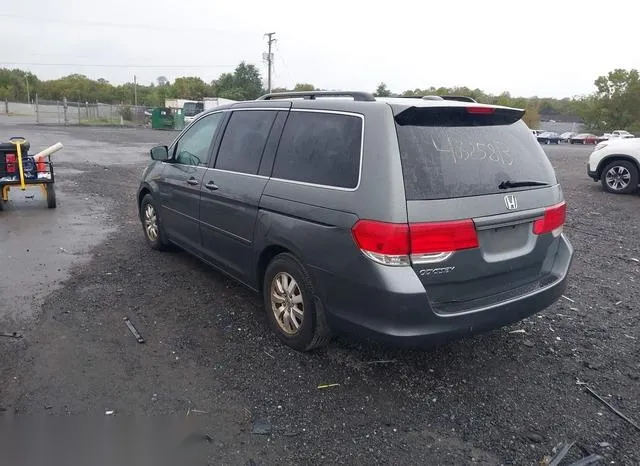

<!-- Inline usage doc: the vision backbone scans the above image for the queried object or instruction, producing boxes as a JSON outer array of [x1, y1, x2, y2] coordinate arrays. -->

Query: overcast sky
[[1, 0, 637, 98]]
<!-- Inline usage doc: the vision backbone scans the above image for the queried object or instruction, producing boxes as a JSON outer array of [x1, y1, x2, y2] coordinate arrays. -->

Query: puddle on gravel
[[0, 184, 114, 324]]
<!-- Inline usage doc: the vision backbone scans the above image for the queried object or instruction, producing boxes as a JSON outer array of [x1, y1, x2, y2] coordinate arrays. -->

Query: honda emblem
[[504, 194, 518, 210]]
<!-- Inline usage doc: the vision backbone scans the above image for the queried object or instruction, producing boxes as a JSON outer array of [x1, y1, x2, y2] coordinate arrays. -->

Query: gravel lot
[[0, 123, 638, 465]]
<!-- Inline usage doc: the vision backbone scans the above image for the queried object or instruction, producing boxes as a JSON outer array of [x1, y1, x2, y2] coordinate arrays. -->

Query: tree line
[[1, 63, 639, 132]]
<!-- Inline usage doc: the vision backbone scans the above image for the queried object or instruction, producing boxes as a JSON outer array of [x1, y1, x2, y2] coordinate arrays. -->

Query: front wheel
[[601, 160, 639, 194], [140, 194, 169, 250], [263, 253, 330, 352]]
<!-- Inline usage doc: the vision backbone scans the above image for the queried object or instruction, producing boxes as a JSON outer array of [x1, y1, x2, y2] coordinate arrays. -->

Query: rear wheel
[[601, 160, 639, 194], [140, 194, 169, 250], [45, 184, 56, 209], [263, 253, 330, 352]]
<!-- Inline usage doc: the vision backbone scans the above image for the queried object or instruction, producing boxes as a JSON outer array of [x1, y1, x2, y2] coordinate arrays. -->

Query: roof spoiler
[[395, 106, 525, 126], [257, 91, 376, 102]]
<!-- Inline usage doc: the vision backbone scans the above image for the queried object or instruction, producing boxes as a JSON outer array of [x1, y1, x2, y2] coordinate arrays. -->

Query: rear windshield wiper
[[498, 180, 549, 190]]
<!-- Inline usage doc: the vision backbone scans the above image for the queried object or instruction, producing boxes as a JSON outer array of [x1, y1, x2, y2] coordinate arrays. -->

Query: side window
[[173, 113, 224, 166], [271, 112, 362, 189], [215, 110, 278, 174]]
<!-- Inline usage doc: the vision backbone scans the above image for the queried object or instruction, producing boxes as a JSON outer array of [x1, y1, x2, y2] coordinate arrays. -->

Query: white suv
[[588, 138, 640, 194]]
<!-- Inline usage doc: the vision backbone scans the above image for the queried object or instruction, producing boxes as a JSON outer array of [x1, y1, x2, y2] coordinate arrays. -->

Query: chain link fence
[[2, 96, 148, 126]]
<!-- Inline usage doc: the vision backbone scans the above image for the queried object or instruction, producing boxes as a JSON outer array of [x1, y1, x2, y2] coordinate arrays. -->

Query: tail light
[[350, 221, 410, 266], [533, 202, 566, 237], [5, 154, 16, 174], [351, 219, 479, 266]]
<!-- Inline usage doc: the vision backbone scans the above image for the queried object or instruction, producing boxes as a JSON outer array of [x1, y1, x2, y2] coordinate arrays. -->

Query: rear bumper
[[313, 234, 573, 347]]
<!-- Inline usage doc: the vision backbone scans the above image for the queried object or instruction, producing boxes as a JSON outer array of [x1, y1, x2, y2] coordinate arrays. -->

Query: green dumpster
[[151, 107, 174, 130], [173, 108, 185, 131]]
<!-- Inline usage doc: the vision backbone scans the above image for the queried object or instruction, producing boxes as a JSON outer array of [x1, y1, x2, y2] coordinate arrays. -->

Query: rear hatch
[[394, 104, 565, 314]]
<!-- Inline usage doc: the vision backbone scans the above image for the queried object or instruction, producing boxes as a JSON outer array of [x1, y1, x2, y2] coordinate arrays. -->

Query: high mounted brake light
[[351, 219, 479, 266], [466, 106, 496, 115]]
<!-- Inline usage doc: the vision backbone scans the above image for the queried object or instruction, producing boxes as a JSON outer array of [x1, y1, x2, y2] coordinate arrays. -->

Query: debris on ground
[[181, 433, 213, 445], [186, 409, 208, 415], [580, 383, 640, 432], [509, 329, 527, 334], [0, 331, 23, 339], [105, 410, 115, 416], [524, 431, 544, 443], [317, 383, 340, 389], [252, 419, 272, 435], [562, 295, 576, 303], [123, 317, 145, 343], [367, 360, 397, 364], [540, 441, 574, 466], [566, 453, 604, 466]]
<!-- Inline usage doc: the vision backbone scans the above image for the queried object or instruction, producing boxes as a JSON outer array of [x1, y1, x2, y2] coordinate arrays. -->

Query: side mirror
[[150, 145, 169, 161]]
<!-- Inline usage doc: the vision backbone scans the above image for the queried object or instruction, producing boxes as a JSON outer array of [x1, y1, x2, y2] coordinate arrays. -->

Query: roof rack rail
[[256, 91, 376, 102], [391, 95, 478, 103]]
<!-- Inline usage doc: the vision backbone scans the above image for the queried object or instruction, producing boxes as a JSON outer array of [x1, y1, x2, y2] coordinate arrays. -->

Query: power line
[[0, 12, 256, 34], [1, 62, 239, 69]]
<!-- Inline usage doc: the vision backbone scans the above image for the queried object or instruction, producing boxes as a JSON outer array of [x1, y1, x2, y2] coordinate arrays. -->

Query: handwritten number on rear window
[[432, 137, 513, 166]]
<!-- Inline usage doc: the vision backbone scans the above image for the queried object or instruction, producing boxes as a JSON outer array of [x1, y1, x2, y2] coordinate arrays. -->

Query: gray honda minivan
[[137, 91, 573, 351]]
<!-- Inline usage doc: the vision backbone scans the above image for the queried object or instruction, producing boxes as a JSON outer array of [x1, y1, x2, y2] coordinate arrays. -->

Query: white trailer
[[203, 97, 237, 111]]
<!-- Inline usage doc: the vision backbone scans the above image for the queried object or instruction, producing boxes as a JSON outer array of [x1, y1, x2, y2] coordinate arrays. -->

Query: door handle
[[186, 177, 199, 186], [204, 181, 219, 191]]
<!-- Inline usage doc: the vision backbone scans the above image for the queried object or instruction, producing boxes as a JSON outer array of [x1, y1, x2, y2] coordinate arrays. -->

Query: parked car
[[610, 130, 634, 139], [570, 133, 598, 144], [137, 91, 573, 351], [531, 129, 544, 137], [596, 134, 611, 143], [537, 131, 560, 144], [588, 138, 640, 194], [559, 132, 576, 143]]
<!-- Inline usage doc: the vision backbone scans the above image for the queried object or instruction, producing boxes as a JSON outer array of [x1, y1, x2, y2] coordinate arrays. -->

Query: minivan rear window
[[395, 109, 557, 200]]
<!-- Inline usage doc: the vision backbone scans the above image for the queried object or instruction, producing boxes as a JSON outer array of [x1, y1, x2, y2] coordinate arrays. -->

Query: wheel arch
[[137, 184, 153, 217], [597, 154, 640, 178], [256, 244, 293, 296]]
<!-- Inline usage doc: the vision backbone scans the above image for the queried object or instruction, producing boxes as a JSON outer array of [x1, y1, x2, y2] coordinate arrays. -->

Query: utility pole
[[25, 75, 30, 103], [264, 32, 275, 93], [134, 75, 138, 107]]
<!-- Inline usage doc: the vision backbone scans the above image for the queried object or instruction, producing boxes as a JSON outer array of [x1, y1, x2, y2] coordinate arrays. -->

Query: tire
[[601, 160, 639, 194], [263, 253, 330, 352], [140, 193, 169, 250], [45, 184, 56, 209]]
